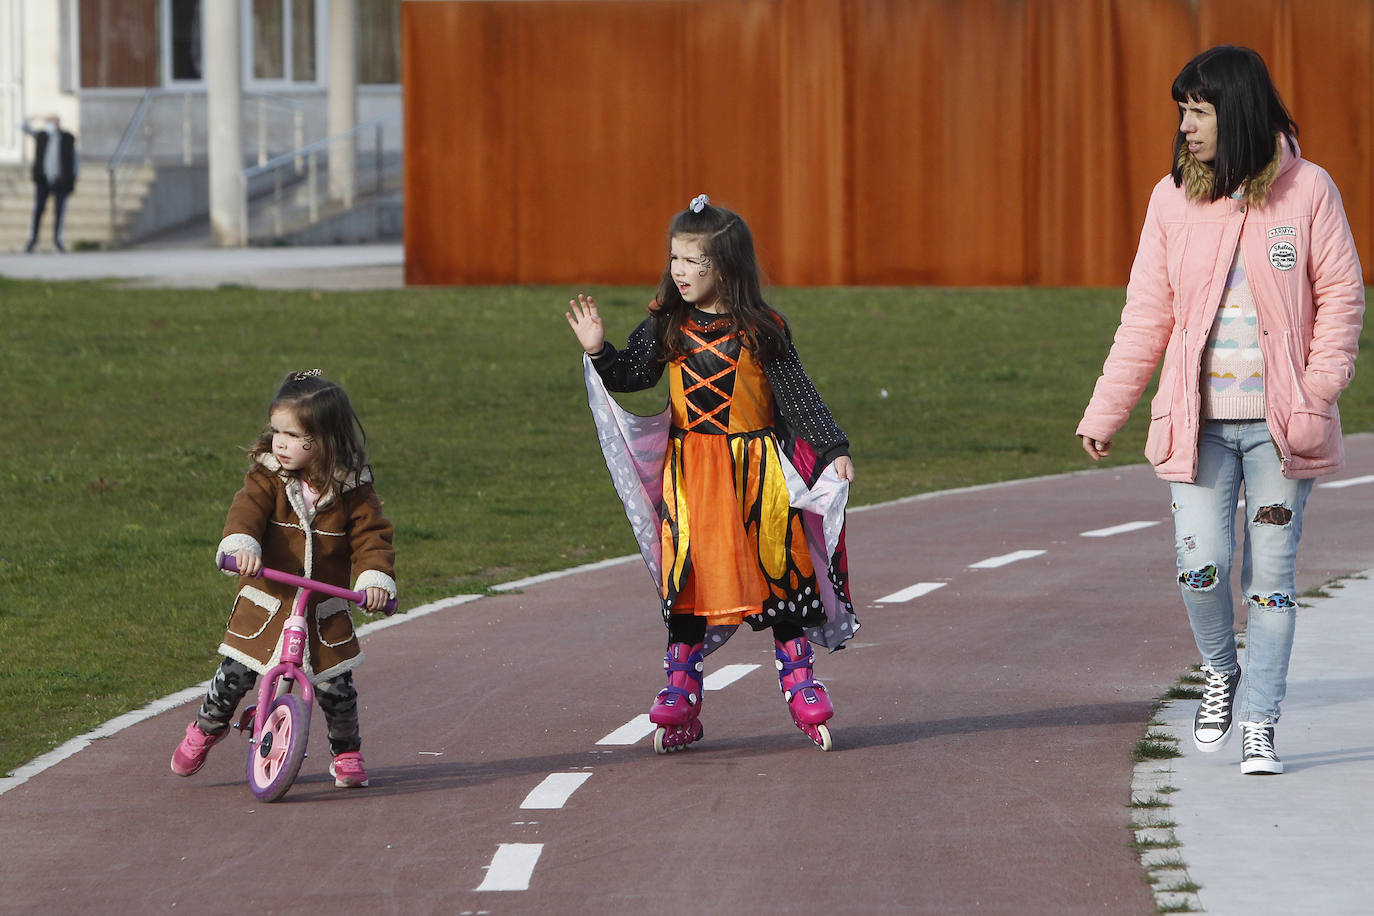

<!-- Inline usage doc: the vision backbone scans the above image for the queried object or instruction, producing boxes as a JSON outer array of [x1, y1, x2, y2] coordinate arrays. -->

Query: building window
[[169, 0, 202, 81], [251, 0, 317, 83], [79, 0, 159, 88], [292, 0, 317, 82], [358, 0, 399, 85]]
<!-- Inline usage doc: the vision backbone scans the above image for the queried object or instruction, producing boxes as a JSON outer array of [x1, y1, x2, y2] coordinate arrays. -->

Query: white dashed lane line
[[875, 582, 947, 604], [703, 663, 761, 691], [521, 771, 593, 809], [1080, 520, 1161, 538], [968, 549, 1046, 569], [1320, 474, 1374, 489], [594, 664, 761, 746], [476, 843, 544, 892], [596, 715, 655, 747], [880, 519, 1164, 604]]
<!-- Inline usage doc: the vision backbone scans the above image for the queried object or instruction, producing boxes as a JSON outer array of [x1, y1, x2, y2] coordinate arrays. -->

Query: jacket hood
[[1176, 134, 1299, 206]]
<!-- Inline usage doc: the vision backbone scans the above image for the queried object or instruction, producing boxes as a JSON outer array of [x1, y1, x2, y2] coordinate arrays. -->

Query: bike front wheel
[[247, 693, 310, 802]]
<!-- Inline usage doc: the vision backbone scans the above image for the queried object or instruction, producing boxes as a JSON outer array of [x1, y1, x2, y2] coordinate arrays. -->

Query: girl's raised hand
[[566, 294, 606, 355]]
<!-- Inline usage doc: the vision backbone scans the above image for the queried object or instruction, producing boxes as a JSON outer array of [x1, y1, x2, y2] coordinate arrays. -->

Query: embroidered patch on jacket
[[1269, 240, 1297, 271], [1267, 226, 1296, 239]]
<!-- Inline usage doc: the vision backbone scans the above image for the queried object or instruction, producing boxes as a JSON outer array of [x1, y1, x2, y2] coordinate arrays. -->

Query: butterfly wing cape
[[584, 355, 858, 655]]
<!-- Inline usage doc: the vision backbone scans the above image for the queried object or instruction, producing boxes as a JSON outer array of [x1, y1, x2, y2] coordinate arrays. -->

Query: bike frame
[[218, 557, 396, 738]]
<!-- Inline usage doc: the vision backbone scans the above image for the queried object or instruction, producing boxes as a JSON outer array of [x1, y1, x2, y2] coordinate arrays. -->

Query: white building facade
[[0, 0, 402, 247]]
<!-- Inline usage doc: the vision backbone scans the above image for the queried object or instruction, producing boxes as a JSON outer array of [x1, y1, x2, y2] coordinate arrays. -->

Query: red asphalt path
[[3, 435, 1372, 915]]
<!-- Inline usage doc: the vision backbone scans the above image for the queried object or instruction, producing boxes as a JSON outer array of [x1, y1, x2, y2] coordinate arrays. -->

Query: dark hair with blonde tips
[[1170, 45, 1298, 201], [247, 370, 369, 492], [650, 199, 790, 363]]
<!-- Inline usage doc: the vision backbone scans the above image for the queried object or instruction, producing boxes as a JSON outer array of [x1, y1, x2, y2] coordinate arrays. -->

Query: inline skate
[[650, 641, 704, 753], [775, 635, 833, 750]]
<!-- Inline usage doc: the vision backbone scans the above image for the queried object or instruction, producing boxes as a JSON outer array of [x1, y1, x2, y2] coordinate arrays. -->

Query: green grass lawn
[[2, 278, 1370, 776]]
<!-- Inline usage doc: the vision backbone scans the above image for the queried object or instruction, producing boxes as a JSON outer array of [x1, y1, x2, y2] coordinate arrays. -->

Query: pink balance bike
[[219, 556, 396, 802]]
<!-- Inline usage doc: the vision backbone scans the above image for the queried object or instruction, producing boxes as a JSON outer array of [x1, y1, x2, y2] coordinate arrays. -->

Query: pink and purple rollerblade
[[775, 636, 834, 750], [650, 642, 704, 754]]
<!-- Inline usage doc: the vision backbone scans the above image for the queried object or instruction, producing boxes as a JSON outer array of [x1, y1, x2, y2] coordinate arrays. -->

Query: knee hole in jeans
[[1179, 563, 1220, 591]]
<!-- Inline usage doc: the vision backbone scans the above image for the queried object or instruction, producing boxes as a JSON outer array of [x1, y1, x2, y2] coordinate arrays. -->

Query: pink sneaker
[[170, 721, 225, 776], [329, 751, 369, 787]]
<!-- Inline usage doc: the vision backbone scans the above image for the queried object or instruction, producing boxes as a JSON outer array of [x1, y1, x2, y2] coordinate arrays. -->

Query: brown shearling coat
[[216, 456, 395, 683]]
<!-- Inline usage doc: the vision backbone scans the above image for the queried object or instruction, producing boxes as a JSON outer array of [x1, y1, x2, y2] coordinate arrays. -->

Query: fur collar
[[1176, 135, 1292, 206], [255, 453, 373, 508]]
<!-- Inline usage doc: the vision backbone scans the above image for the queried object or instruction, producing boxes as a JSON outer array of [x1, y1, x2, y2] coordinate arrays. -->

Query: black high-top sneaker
[[1240, 722, 1282, 775], [1193, 664, 1241, 752]]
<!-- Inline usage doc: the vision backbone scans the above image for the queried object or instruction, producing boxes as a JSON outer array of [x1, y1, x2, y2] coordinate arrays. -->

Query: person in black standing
[[21, 114, 78, 253]]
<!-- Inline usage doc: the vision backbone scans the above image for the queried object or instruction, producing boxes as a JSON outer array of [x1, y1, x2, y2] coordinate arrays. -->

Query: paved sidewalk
[[1136, 566, 1374, 915], [0, 244, 404, 289]]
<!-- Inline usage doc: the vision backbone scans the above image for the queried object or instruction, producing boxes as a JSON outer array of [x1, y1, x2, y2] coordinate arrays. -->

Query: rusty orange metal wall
[[403, 0, 1374, 286]]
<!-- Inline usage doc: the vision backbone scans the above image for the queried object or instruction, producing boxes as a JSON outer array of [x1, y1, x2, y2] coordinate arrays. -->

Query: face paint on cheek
[[301, 438, 314, 451]]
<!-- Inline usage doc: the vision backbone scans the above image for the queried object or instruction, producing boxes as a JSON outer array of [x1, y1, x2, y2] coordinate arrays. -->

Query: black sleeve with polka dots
[[762, 342, 850, 466], [588, 314, 665, 393]]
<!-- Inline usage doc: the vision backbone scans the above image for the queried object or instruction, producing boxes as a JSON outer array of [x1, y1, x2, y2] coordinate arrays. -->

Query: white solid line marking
[[704, 663, 759, 690], [492, 555, 639, 592], [1320, 474, 1374, 489], [521, 772, 593, 809], [875, 582, 947, 603], [475, 843, 544, 891], [595, 664, 760, 746], [1080, 520, 1160, 538], [969, 549, 1046, 569]]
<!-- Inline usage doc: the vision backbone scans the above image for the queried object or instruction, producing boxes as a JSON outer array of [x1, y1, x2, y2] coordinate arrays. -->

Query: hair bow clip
[[689, 194, 709, 214], [292, 368, 324, 381]]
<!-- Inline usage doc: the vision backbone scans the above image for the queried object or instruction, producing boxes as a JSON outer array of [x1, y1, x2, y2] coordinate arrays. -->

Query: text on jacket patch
[[1269, 240, 1297, 271]]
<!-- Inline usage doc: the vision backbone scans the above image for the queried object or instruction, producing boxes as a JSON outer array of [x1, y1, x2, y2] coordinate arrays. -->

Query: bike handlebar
[[219, 555, 398, 616]]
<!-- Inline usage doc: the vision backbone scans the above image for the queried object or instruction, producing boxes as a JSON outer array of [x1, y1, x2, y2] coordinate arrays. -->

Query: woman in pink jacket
[[1078, 46, 1364, 776]]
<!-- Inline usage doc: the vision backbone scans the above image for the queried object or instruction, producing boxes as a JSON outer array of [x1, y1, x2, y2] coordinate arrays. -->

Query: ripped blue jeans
[[1169, 420, 1313, 725]]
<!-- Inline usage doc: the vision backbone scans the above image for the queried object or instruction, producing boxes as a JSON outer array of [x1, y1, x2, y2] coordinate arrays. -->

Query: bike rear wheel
[[247, 693, 310, 802]]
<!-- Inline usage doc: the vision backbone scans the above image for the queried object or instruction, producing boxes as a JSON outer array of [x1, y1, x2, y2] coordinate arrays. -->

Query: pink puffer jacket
[[1078, 139, 1364, 481]]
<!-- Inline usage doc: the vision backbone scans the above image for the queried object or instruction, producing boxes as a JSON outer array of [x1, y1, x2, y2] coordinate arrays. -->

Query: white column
[[206, 0, 243, 246], [328, 0, 357, 205]]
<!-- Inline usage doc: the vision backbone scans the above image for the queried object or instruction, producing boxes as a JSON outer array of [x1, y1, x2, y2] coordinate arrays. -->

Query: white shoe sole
[[1241, 759, 1283, 775], [1193, 723, 1235, 753]]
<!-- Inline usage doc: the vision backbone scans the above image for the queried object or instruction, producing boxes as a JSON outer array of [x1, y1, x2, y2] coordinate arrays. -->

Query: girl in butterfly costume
[[566, 195, 858, 751]]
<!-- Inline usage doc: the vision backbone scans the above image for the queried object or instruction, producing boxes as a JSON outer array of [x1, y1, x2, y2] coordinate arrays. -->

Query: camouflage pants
[[196, 657, 362, 756]]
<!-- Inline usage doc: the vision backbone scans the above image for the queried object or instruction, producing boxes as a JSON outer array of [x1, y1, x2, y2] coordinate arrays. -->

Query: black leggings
[[667, 613, 803, 646], [196, 657, 363, 756]]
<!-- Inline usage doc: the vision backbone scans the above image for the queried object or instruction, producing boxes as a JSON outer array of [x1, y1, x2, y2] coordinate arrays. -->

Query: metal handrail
[[238, 114, 401, 246], [241, 114, 398, 180], [105, 89, 311, 244]]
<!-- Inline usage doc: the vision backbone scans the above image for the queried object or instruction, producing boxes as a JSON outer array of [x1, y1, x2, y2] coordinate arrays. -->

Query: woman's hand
[[833, 456, 855, 482], [233, 548, 262, 577], [565, 294, 606, 355], [1079, 435, 1111, 461]]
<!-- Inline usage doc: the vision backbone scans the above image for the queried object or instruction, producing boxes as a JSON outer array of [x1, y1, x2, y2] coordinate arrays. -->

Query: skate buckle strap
[[783, 678, 826, 703], [655, 684, 700, 705], [663, 655, 705, 676]]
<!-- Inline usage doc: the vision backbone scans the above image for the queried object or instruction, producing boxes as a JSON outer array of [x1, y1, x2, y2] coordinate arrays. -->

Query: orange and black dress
[[588, 308, 857, 648]]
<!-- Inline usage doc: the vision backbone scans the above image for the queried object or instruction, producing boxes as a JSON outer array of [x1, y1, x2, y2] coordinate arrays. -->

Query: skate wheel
[[653, 727, 667, 755], [815, 723, 833, 751]]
